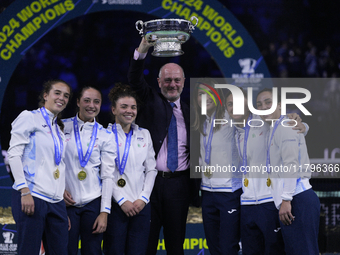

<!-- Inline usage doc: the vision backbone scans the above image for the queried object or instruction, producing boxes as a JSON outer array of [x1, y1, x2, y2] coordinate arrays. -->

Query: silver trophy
[[135, 16, 198, 57]]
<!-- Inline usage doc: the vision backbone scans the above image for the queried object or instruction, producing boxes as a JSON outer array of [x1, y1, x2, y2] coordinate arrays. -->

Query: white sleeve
[[278, 128, 300, 201], [100, 132, 116, 213], [112, 178, 127, 206], [133, 49, 147, 60], [7, 111, 35, 189], [138, 130, 157, 204], [101, 178, 114, 213], [302, 122, 309, 136]]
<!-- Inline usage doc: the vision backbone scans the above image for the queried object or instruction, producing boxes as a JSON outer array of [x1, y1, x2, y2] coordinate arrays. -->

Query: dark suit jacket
[[128, 57, 201, 207], [127, 57, 190, 158]]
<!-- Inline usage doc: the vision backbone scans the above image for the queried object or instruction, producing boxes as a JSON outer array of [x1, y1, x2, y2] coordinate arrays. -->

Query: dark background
[[0, 1, 340, 252], [0, 0, 339, 167]]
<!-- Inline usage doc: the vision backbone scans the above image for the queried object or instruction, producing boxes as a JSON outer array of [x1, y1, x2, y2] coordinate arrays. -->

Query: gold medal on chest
[[117, 178, 126, 187], [78, 168, 87, 181], [244, 178, 249, 187], [204, 166, 213, 178], [53, 168, 60, 180], [266, 177, 271, 187]]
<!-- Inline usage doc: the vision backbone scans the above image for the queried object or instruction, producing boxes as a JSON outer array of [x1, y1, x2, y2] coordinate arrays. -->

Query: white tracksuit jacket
[[200, 110, 241, 192], [236, 114, 310, 206], [268, 116, 312, 209], [8, 108, 66, 203], [63, 115, 116, 213], [108, 123, 157, 206], [235, 114, 274, 205]]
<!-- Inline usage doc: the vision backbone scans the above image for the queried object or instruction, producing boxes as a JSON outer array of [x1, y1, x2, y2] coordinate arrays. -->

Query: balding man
[[127, 38, 191, 255]]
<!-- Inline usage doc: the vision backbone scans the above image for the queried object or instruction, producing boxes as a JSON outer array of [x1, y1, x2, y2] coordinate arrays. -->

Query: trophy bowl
[[135, 16, 198, 57]]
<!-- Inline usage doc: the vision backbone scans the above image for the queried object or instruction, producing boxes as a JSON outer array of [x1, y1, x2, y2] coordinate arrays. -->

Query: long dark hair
[[38, 79, 72, 131], [191, 78, 225, 135]]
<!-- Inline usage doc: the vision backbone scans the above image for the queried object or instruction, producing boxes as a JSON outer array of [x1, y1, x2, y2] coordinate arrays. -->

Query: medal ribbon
[[112, 123, 133, 175], [266, 115, 285, 172], [73, 116, 98, 168], [41, 107, 63, 166], [203, 112, 216, 165], [237, 114, 252, 175]]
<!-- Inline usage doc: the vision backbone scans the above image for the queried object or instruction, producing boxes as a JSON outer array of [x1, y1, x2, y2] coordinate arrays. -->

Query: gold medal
[[117, 178, 126, 187], [53, 168, 60, 180], [244, 178, 249, 187], [266, 178, 271, 187], [203, 166, 213, 178], [78, 169, 87, 181]]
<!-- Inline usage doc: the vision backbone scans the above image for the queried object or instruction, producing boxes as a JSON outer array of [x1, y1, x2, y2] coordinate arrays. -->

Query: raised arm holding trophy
[[126, 16, 198, 255], [135, 16, 198, 57]]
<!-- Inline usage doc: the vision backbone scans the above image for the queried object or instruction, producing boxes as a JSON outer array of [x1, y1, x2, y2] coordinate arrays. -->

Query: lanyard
[[266, 115, 285, 172], [237, 114, 252, 174], [40, 107, 63, 166], [203, 112, 216, 165], [112, 123, 133, 175], [73, 116, 98, 168]]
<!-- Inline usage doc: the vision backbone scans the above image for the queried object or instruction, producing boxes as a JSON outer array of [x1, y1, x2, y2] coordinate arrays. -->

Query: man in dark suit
[[128, 38, 191, 255]]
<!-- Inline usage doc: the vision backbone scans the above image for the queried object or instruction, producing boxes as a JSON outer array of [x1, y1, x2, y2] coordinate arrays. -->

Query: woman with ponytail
[[8, 79, 72, 255], [63, 86, 116, 255]]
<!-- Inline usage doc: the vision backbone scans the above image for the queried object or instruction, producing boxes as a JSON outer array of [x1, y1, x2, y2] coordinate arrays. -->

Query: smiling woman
[[103, 82, 157, 255], [191, 78, 242, 255], [256, 87, 320, 255], [62, 86, 116, 255], [7, 79, 72, 255], [42, 82, 71, 115], [77, 87, 102, 123]]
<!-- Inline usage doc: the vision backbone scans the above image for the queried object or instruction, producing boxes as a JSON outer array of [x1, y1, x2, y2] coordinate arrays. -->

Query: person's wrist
[[21, 190, 31, 197], [137, 44, 150, 53]]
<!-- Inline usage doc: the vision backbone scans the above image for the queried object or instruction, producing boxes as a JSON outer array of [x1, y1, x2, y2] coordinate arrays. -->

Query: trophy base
[[151, 41, 184, 57]]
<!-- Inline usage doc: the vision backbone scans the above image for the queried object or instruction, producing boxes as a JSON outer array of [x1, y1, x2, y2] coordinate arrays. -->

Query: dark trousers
[[146, 171, 191, 255], [202, 189, 242, 255], [12, 190, 68, 255], [103, 202, 151, 255], [241, 202, 285, 255], [67, 197, 102, 255], [280, 189, 320, 255]]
